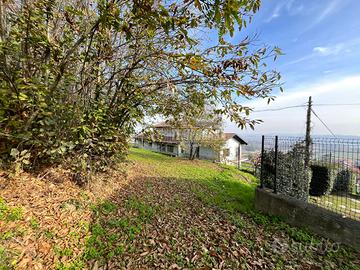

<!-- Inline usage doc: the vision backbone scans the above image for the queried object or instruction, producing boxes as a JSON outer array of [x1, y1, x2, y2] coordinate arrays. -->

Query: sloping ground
[[0, 168, 129, 269], [0, 148, 359, 269]]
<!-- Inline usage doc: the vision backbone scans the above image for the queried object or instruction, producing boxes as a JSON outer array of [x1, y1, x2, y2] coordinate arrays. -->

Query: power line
[[253, 105, 306, 112], [313, 103, 360, 107], [311, 108, 336, 137], [250, 99, 355, 137], [252, 103, 360, 113]]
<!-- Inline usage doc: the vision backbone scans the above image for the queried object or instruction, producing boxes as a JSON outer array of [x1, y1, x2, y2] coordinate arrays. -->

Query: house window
[[161, 144, 166, 152], [223, 148, 230, 157], [149, 142, 152, 148], [167, 145, 174, 153]]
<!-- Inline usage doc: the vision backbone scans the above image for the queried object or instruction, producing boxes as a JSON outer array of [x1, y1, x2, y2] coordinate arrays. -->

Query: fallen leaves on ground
[[87, 174, 359, 269], [0, 159, 359, 269], [0, 166, 128, 269]]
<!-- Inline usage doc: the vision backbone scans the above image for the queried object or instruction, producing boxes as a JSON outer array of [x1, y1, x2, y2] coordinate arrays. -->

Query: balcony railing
[[155, 136, 179, 142]]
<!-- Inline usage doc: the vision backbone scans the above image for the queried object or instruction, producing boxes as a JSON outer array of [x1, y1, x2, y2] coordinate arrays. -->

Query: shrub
[[333, 169, 356, 194], [0, 100, 129, 182], [0, 0, 282, 182], [259, 149, 277, 190], [309, 165, 336, 196], [261, 143, 311, 201], [276, 143, 311, 201]]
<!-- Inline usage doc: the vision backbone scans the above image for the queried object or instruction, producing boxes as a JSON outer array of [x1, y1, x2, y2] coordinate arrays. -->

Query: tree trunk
[[189, 142, 194, 160]]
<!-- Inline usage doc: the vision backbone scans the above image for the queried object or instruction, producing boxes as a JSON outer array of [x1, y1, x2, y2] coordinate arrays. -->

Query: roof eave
[[231, 134, 247, 145]]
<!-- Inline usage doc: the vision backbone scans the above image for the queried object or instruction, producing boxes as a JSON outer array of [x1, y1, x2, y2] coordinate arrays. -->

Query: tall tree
[[0, 0, 281, 176]]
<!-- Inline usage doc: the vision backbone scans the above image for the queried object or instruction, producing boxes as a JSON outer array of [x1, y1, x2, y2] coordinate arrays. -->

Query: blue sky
[[223, 0, 360, 136]]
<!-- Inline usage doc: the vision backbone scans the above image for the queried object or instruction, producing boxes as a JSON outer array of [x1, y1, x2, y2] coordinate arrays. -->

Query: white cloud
[[246, 75, 360, 109], [285, 54, 313, 66], [226, 75, 360, 135], [287, 1, 304, 16], [314, 0, 341, 25], [301, 0, 348, 33], [313, 44, 345, 56], [265, 0, 303, 23], [265, 4, 282, 23], [284, 39, 359, 66]]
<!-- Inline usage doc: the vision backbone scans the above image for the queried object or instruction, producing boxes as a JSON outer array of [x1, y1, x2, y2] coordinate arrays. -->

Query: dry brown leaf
[[18, 255, 33, 269], [140, 251, 149, 257], [38, 241, 51, 254]]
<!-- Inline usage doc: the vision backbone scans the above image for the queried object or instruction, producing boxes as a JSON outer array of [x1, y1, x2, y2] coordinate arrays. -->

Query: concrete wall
[[255, 188, 360, 251]]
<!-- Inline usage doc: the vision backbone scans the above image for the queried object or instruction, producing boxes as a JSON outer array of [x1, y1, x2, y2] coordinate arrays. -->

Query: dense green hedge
[[262, 147, 357, 198], [259, 149, 277, 190], [333, 169, 356, 194], [309, 166, 357, 196], [309, 165, 336, 196], [261, 144, 311, 201]]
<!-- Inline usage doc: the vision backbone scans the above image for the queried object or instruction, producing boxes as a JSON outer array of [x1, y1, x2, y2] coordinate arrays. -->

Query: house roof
[[153, 120, 191, 129], [149, 122, 247, 145], [223, 133, 247, 145], [134, 133, 144, 139], [135, 131, 247, 145], [153, 121, 172, 128]]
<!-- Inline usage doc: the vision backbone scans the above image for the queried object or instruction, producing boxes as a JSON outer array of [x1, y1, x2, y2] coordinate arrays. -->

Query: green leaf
[[18, 93, 28, 101]]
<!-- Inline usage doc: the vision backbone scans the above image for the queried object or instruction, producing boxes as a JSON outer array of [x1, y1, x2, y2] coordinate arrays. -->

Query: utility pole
[[305, 96, 312, 168]]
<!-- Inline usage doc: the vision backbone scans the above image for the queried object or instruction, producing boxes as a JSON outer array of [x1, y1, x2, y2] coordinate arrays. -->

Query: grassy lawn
[[310, 194, 360, 221], [129, 147, 258, 214], [90, 147, 357, 269], [0, 147, 359, 269]]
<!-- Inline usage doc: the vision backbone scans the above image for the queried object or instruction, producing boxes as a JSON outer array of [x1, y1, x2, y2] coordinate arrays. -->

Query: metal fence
[[260, 136, 360, 221]]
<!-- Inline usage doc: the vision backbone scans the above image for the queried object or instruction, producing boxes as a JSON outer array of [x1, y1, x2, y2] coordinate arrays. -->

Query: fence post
[[274, 136, 278, 194], [260, 135, 265, 188]]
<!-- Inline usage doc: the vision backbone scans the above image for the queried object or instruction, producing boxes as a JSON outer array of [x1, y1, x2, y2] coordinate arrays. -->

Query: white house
[[134, 121, 247, 166]]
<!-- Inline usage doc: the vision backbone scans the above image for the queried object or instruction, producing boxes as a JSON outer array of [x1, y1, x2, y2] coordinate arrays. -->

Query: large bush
[[258, 149, 276, 190], [276, 144, 311, 201], [333, 169, 356, 194], [0, 0, 281, 179], [309, 165, 336, 196], [261, 143, 311, 201]]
